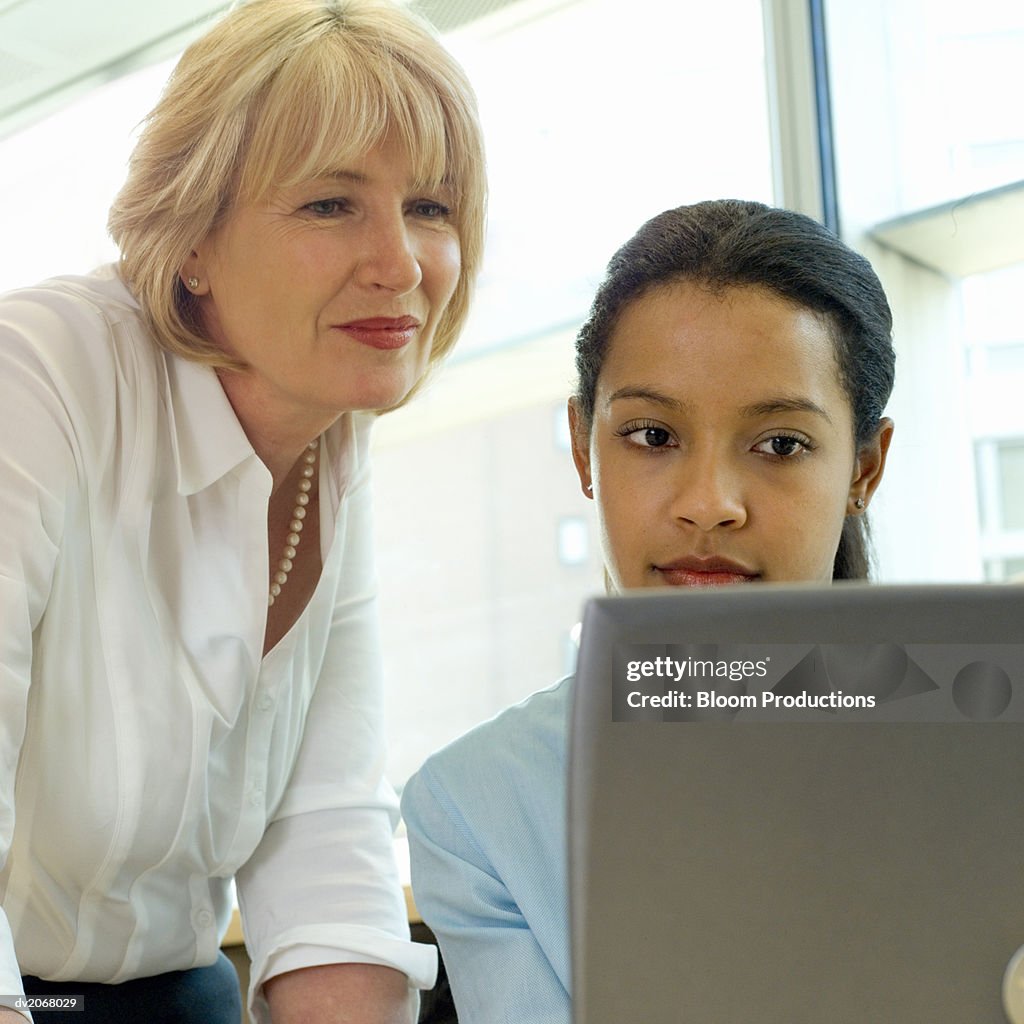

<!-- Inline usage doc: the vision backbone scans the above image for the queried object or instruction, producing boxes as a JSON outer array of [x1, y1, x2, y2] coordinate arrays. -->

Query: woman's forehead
[[599, 281, 848, 414], [243, 128, 453, 201]]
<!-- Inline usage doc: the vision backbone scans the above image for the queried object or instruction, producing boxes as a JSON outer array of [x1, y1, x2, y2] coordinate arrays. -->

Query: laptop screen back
[[569, 583, 1024, 1024]]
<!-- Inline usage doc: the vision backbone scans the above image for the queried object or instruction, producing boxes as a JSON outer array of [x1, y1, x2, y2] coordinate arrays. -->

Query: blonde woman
[[0, 1, 485, 1021]]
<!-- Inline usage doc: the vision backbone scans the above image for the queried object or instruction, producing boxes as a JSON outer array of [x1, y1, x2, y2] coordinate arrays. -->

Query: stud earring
[[187, 276, 200, 291], [854, 497, 866, 510], [585, 483, 593, 494]]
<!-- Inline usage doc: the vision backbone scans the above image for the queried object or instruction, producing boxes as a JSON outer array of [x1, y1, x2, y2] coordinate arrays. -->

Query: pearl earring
[[187, 276, 199, 290]]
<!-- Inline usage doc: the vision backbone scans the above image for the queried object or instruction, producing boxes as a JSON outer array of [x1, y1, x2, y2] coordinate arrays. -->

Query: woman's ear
[[567, 398, 594, 499], [180, 248, 211, 296], [849, 417, 894, 512]]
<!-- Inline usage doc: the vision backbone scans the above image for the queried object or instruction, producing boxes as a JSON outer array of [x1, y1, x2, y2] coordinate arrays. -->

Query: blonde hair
[[108, 0, 486, 393]]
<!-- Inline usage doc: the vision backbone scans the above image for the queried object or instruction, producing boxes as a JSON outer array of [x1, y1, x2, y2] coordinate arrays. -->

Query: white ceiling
[[0, 0, 522, 141], [0, 0, 232, 139]]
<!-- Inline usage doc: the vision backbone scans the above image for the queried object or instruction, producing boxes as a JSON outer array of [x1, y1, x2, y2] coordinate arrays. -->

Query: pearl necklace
[[268, 439, 318, 607]]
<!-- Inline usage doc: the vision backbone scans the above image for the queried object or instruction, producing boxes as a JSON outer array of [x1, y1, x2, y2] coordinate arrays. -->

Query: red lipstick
[[337, 316, 420, 350], [654, 556, 758, 588]]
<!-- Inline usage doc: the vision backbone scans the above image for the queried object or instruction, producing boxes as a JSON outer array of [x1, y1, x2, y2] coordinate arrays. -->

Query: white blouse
[[0, 268, 435, 1022]]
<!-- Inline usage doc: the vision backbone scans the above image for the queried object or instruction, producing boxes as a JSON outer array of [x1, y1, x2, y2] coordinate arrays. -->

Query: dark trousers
[[22, 951, 242, 1024]]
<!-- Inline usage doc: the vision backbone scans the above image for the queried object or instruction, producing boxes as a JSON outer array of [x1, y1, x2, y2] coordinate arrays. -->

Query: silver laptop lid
[[570, 583, 1024, 1024]]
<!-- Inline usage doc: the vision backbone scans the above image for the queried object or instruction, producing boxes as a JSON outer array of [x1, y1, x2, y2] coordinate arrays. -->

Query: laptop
[[569, 583, 1024, 1024]]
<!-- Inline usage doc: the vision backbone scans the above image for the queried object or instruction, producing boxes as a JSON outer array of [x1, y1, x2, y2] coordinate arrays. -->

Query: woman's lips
[[654, 558, 759, 587], [337, 317, 420, 350]]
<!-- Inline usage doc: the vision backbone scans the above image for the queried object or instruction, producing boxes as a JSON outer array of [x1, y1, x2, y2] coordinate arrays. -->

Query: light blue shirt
[[401, 677, 574, 1024]]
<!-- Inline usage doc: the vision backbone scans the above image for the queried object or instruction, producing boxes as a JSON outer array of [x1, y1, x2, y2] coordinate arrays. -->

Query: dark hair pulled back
[[574, 199, 895, 579]]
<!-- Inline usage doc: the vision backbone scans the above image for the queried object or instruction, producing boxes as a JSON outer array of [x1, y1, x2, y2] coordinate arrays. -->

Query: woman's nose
[[670, 452, 748, 532], [355, 214, 423, 294]]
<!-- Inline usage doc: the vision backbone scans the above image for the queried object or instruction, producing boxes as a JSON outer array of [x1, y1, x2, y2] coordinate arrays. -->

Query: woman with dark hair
[[401, 199, 894, 1023], [573, 198, 894, 581]]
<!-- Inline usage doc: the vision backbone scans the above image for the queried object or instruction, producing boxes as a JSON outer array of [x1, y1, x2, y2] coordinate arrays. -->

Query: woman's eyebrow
[[740, 397, 834, 424], [607, 386, 685, 411], [606, 388, 834, 425], [316, 169, 368, 184], [309, 170, 452, 193]]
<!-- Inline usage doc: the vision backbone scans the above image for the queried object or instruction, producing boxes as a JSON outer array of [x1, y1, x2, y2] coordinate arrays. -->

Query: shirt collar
[[164, 354, 255, 496]]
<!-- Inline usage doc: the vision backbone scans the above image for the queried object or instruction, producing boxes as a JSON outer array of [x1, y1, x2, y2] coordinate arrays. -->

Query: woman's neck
[[215, 368, 340, 491]]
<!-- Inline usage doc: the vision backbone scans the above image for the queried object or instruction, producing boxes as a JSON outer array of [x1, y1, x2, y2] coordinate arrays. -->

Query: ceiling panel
[[0, 0, 530, 141], [0, 0, 230, 138]]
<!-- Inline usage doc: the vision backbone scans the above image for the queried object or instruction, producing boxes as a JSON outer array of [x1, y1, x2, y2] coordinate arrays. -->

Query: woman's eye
[[411, 199, 452, 219], [754, 434, 810, 458], [623, 426, 674, 449], [304, 198, 348, 217]]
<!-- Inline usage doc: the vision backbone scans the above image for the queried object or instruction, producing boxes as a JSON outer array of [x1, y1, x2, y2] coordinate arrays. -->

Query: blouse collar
[[163, 353, 254, 497]]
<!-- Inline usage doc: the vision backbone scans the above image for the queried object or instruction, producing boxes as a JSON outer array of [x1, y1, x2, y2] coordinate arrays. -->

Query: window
[[6, 0, 1021, 780], [995, 444, 1024, 530], [0, 57, 177, 292], [825, 0, 1024, 585], [374, 0, 774, 781], [557, 517, 589, 567], [976, 437, 1024, 579]]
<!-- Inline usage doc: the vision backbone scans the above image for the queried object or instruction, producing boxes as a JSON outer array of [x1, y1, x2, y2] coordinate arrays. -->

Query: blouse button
[[194, 908, 214, 929]]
